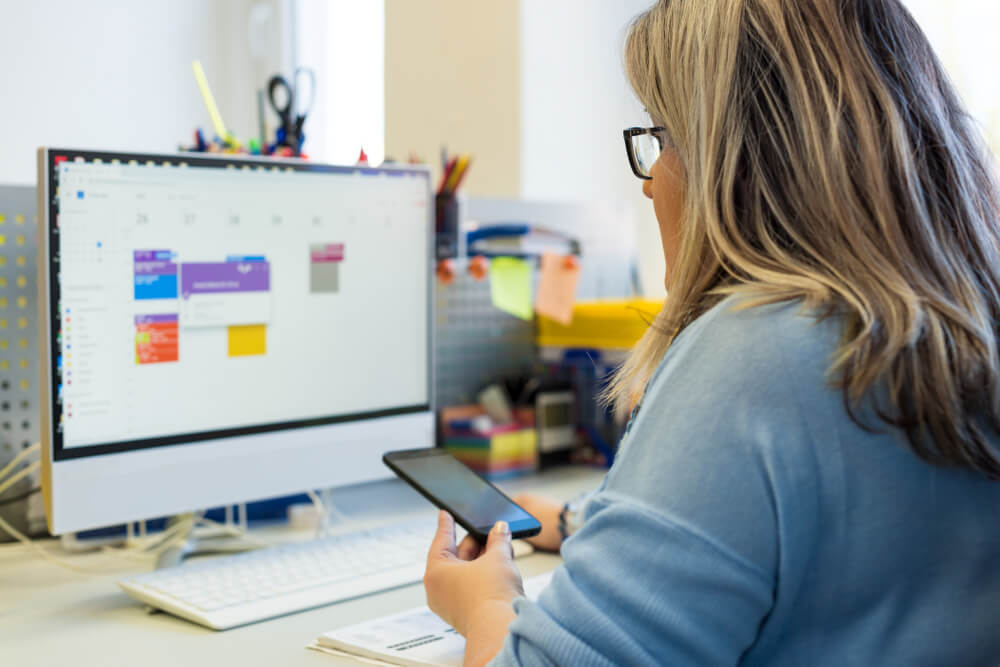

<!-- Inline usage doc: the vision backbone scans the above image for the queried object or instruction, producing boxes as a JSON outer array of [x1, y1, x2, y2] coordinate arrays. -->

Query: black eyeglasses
[[623, 126, 668, 180]]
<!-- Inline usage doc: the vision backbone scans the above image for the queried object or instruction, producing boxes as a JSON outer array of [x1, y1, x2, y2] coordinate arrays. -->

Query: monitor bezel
[[41, 148, 434, 463]]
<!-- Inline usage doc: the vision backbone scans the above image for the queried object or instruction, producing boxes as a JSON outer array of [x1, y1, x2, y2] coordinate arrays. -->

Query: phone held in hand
[[383, 448, 542, 543]]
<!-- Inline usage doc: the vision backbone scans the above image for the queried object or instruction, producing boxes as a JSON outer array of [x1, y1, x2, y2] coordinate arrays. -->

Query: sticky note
[[535, 253, 580, 325], [228, 324, 267, 357], [490, 257, 533, 320]]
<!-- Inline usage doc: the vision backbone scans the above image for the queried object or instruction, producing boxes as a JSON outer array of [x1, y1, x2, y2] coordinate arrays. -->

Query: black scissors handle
[[267, 75, 295, 126], [268, 67, 316, 152]]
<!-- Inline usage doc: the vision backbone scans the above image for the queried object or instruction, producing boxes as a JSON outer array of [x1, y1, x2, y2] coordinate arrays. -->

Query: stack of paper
[[307, 571, 554, 667]]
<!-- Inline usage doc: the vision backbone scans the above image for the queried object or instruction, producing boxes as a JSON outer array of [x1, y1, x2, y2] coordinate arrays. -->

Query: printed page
[[313, 571, 554, 667]]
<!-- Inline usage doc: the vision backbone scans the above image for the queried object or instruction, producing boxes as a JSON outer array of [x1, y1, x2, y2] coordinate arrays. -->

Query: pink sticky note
[[535, 252, 580, 325]]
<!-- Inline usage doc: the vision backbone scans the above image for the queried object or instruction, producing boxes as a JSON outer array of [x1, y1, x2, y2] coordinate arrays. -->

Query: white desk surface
[[0, 465, 605, 667]]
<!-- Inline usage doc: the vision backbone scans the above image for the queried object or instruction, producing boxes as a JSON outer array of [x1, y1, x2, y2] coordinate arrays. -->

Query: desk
[[1, 466, 604, 667]]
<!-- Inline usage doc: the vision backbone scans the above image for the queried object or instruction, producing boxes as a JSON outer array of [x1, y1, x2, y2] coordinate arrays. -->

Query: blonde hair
[[610, 0, 1000, 477]]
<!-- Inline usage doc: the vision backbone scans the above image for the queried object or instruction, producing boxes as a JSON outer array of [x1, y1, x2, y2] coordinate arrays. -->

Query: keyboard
[[119, 519, 532, 630]]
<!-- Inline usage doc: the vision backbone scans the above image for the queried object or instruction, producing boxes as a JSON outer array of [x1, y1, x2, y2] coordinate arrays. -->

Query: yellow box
[[228, 324, 267, 357], [536, 298, 663, 349]]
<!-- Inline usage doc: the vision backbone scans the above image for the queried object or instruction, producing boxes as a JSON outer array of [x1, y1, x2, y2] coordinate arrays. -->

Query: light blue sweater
[[496, 297, 1000, 666]]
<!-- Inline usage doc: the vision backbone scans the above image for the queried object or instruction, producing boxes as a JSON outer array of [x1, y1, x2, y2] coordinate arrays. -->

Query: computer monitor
[[37, 148, 434, 534]]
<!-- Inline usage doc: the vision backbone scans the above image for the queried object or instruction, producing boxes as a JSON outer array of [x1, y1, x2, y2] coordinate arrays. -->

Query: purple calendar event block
[[134, 313, 179, 325], [134, 250, 178, 275], [180, 262, 271, 299]]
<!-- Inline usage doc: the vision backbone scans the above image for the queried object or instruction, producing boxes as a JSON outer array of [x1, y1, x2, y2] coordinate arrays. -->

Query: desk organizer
[[440, 405, 538, 480]]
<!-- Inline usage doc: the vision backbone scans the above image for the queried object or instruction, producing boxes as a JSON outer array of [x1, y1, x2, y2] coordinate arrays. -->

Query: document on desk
[[307, 571, 554, 667]]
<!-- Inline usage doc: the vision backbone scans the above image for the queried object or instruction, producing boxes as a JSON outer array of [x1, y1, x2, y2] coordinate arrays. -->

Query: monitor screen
[[45, 151, 431, 461]]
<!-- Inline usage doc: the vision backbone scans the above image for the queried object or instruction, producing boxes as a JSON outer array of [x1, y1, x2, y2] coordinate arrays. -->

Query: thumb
[[429, 510, 457, 560], [486, 520, 513, 560]]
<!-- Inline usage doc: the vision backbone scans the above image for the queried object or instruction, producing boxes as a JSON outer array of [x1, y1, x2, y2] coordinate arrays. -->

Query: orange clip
[[468, 255, 489, 281], [436, 259, 456, 285], [562, 255, 579, 270]]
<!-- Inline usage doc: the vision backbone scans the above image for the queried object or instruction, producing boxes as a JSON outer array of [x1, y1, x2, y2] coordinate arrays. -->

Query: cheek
[[649, 156, 685, 271]]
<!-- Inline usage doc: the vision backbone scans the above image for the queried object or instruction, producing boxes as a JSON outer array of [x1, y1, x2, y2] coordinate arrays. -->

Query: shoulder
[[641, 295, 842, 413], [668, 295, 836, 375], [602, 296, 844, 563]]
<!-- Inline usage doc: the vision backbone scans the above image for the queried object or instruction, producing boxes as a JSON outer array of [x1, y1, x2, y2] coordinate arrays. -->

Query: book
[[307, 571, 555, 667]]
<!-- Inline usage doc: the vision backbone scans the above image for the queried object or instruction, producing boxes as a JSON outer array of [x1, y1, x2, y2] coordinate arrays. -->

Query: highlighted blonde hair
[[610, 0, 1000, 477]]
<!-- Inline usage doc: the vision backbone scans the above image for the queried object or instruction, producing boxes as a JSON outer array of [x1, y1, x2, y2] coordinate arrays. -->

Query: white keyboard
[[119, 520, 532, 630]]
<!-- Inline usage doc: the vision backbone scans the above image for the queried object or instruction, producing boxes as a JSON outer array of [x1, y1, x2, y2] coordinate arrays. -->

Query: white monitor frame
[[37, 148, 435, 534]]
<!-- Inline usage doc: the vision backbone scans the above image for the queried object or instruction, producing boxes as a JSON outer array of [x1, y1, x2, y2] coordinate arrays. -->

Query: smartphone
[[383, 448, 542, 543]]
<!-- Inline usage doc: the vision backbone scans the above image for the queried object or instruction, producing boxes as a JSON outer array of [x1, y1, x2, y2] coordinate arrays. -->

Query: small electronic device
[[383, 447, 542, 542], [535, 389, 576, 453]]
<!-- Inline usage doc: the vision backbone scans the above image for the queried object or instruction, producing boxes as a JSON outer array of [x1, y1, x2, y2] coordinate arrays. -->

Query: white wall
[[294, 0, 385, 166], [903, 0, 1000, 156], [520, 0, 665, 297], [0, 0, 289, 185]]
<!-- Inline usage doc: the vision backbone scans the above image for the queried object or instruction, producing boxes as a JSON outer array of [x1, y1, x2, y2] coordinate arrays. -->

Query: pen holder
[[435, 193, 459, 260]]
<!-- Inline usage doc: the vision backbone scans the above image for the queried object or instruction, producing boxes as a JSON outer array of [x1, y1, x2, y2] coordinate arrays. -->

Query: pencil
[[450, 156, 473, 193], [443, 154, 469, 194], [192, 61, 230, 142], [437, 156, 457, 195]]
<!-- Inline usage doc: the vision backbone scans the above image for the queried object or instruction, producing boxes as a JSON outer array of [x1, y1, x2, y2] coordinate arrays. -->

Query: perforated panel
[[0, 184, 41, 537], [0, 185, 39, 452], [434, 259, 535, 410]]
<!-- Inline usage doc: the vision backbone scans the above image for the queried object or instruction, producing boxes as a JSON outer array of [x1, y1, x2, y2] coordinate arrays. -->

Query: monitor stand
[[154, 509, 263, 570]]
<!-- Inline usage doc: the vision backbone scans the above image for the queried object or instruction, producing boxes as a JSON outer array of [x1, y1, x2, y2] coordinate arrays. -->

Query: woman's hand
[[512, 493, 564, 552], [424, 510, 523, 639]]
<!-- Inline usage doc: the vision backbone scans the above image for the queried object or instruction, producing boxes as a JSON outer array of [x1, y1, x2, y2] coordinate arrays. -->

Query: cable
[[99, 515, 199, 563], [194, 515, 268, 547], [306, 489, 328, 537], [0, 513, 122, 575], [0, 508, 265, 575], [0, 442, 40, 481], [0, 487, 39, 507], [0, 461, 40, 496]]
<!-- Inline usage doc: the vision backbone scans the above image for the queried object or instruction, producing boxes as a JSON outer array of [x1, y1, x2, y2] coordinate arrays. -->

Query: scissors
[[267, 66, 315, 155]]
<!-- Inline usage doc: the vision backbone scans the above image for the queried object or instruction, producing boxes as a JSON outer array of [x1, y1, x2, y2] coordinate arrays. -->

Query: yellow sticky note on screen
[[228, 324, 267, 357], [535, 252, 580, 325], [490, 257, 533, 320]]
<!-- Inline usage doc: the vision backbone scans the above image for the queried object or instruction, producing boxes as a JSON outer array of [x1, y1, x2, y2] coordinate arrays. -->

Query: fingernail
[[495, 521, 509, 535]]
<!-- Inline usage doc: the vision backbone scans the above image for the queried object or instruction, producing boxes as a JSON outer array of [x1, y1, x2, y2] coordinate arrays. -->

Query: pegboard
[[434, 260, 535, 410], [433, 197, 638, 414], [0, 184, 42, 538]]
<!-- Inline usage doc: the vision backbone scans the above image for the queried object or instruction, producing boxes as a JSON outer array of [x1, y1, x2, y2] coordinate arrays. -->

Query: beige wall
[[385, 0, 520, 197]]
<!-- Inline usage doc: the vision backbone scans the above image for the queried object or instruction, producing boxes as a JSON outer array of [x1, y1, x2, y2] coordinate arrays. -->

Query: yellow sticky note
[[535, 253, 580, 326], [490, 257, 533, 320], [228, 324, 267, 357]]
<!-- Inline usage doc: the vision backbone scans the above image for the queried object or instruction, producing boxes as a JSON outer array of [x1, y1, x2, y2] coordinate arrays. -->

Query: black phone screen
[[387, 450, 536, 532]]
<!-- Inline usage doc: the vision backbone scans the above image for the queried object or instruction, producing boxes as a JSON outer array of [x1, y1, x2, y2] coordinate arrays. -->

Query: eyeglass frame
[[623, 126, 669, 180]]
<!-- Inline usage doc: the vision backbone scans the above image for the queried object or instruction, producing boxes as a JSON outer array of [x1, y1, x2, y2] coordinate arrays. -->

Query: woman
[[426, 0, 1000, 664]]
